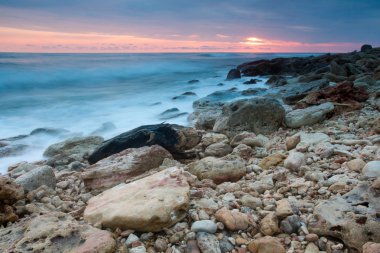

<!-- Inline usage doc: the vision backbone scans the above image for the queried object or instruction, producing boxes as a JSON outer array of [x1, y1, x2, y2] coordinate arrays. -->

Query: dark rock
[[0, 144, 28, 158], [88, 124, 201, 164], [330, 61, 347, 77], [193, 89, 241, 111], [282, 79, 329, 105], [188, 80, 200, 84], [182, 91, 197, 96], [150, 102, 162, 106], [217, 83, 224, 86], [266, 75, 287, 86], [241, 88, 266, 96], [1, 135, 28, 142], [219, 236, 234, 253], [30, 128, 69, 136], [243, 79, 259, 84], [361, 44, 373, 52], [159, 108, 188, 120], [226, 69, 241, 80], [280, 215, 302, 234]]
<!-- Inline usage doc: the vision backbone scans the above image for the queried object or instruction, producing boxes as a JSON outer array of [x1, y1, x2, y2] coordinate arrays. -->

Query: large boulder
[[285, 102, 334, 128], [15, 165, 56, 192], [308, 183, 380, 251], [88, 124, 201, 164], [213, 98, 285, 135], [82, 145, 173, 191], [226, 69, 241, 80], [361, 44, 373, 52], [84, 167, 190, 232], [188, 156, 246, 184], [0, 212, 116, 253]]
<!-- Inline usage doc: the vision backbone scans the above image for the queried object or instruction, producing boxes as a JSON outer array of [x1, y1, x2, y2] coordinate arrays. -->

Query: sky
[[0, 0, 379, 53]]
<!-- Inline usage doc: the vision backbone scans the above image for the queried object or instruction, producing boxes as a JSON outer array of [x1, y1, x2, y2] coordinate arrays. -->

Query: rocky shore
[[1, 45, 380, 253]]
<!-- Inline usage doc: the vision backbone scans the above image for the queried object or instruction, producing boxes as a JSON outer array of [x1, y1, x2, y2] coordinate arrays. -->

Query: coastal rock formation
[[15, 165, 56, 192], [84, 167, 190, 232], [0, 176, 24, 225], [0, 212, 116, 253], [82, 145, 172, 191], [226, 68, 241, 80], [213, 98, 285, 135], [88, 124, 201, 164], [285, 102, 334, 128]]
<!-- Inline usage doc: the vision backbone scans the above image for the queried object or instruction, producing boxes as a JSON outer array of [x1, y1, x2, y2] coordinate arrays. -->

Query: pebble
[[196, 232, 221, 253], [191, 220, 218, 234]]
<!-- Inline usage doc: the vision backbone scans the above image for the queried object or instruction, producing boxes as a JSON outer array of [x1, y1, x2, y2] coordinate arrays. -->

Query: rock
[[284, 152, 305, 171], [362, 161, 380, 178], [330, 61, 347, 77], [247, 236, 285, 253], [219, 236, 234, 253], [0, 176, 24, 202], [297, 132, 329, 150], [275, 199, 293, 218], [282, 79, 329, 105], [155, 238, 169, 252], [30, 127, 69, 136], [204, 142, 232, 157], [0, 143, 28, 158], [363, 242, 380, 253], [82, 145, 173, 190], [15, 165, 56, 192], [159, 108, 188, 120], [90, 122, 116, 136], [305, 234, 319, 242], [196, 232, 221, 253], [226, 69, 241, 80], [309, 183, 380, 251], [346, 158, 366, 172], [84, 167, 190, 232], [304, 242, 320, 253], [213, 98, 285, 135], [188, 80, 200, 84], [259, 154, 286, 170], [193, 90, 241, 111], [243, 79, 259, 85], [260, 212, 279, 236], [125, 234, 140, 247], [266, 75, 287, 86], [130, 246, 147, 253], [88, 124, 201, 164], [285, 102, 334, 128], [361, 44, 373, 52], [215, 207, 251, 231], [188, 157, 246, 184], [286, 134, 300, 151], [201, 132, 229, 147], [44, 136, 103, 164], [280, 215, 302, 234], [241, 195, 263, 209], [191, 220, 218, 234], [0, 212, 116, 252], [230, 132, 256, 147]]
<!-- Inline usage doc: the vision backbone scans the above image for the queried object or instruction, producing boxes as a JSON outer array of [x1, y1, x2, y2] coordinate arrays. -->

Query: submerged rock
[[84, 167, 190, 232], [159, 108, 188, 120]]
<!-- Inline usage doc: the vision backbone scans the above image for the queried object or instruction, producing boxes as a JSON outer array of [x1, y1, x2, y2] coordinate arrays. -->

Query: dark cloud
[[0, 0, 379, 44]]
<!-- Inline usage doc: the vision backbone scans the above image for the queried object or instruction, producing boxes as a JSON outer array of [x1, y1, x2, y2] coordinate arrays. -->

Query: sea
[[0, 52, 314, 173]]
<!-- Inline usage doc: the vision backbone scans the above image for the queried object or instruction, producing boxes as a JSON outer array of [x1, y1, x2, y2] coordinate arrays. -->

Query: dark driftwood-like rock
[[88, 124, 201, 164]]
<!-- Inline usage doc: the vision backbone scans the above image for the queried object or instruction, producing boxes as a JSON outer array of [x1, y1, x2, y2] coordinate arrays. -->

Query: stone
[[155, 238, 169, 252], [201, 133, 229, 147], [260, 212, 279, 236], [82, 145, 172, 190], [90, 122, 116, 136], [241, 195, 263, 209], [15, 165, 56, 192], [247, 236, 285, 253], [284, 152, 305, 171], [204, 142, 233, 157], [285, 102, 334, 128], [297, 132, 329, 150], [219, 236, 235, 253], [159, 108, 188, 120], [213, 98, 285, 135], [226, 68, 241, 80], [0, 212, 116, 253], [191, 220, 218, 234], [84, 167, 190, 232], [259, 154, 286, 170], [363, 242, 380, 253], [361, 44, 373, 52], [215, 207, 251, 231], [126, 234, 140, 247], [130, 246, 147, 253], [186, 240, 201, 253], [305, 242, 320, 253], [362, 161, 380, 178], [286, 134, 300, 151], [330, 61, 347, 77], [230, 132, 257, 147], [280, 215, 302, 234], [275, 199, 293, 218], [0, 176, 24, 203], [308, 183, 380, 251], [196, 232, 221, 253], [188, 157, 246, 184]]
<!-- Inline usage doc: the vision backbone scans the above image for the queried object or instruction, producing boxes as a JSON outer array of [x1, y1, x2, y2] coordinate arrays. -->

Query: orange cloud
[[0, 27, 361, 53]]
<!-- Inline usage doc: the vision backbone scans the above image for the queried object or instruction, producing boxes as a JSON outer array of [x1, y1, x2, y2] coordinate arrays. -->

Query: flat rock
[[84, 167, 190, 232], [362, 161, 380, 178], [191, 220, 218, 234], [259, 153, 286, 170], [204, 142, 232, 157], [15, 165, 56, 192], [247, 236, 285, 253], [285, 102, 334, 128], [82, 145, 172, 191], [275, 199, 293, 219]]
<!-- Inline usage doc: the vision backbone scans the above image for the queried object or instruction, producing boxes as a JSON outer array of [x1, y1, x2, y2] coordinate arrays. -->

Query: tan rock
[[259, 154, 286, 170], [286, 134, 300, 151], [275, 199, 293, 219], [82, 145, 172, 190], [328, 182, 350, 194], [0, 176, 24, 203], [247, 236, 285, 253], [84, 167, 190, 232], [304, 242, 320, 253], [346, 158, 366, 172], [201, 132, 229, 147], [363, 242, 380, 253], [260, 212, 279, 236], [204, 142, 233, 157], [215, 207, 251, 231]]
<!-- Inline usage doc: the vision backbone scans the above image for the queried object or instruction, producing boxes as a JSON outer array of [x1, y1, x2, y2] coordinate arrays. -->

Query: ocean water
[[0, 52, 312, 173]]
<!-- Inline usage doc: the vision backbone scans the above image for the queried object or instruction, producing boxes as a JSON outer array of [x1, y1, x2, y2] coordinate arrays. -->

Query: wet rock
[[362, 161, 380, 178], [266, 75, 287, 86], [84, 167, 190, 232], [285, 102, 334, 128], [284, 152, 305, 171], [82, 145, 172, 191], [259, 153, 286, 170], [204, 142, 232, 157], [15, 165, 56, 192], [243, 79, 259, 85], [0, 144, 28, 158], [191, 220, 217, 234], [226, 69, 241, 80], [214, 98, 285, 135], [188, 157, 246, 184], [0, 212, 116, 252], [247, 236, 285, 253], [215, 207, 251, 231], [196, 232, 221, 253], [282, 79, 329, 105], [260, 212, 279, 236]]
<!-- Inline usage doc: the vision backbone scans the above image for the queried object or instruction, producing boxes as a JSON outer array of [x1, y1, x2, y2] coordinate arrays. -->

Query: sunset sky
[[0, 0, 379, 53]]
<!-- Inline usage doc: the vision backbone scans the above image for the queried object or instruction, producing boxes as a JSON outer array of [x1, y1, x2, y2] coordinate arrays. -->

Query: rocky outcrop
[[0, 212, 116, 252], [88, 124, 201, 164], [84, 167, 190, 232], [226, 68, 241, 80], [0, 176, 24, 225], [285, 102, 334, 128], [213, 98, 285, 135], [82, 145, 173, 191]]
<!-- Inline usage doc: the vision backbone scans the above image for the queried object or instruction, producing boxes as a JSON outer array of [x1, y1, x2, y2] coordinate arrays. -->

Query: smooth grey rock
[[15, 165, 56, 192], [285, 102, 334, 128], [196, 232, 221, 253], [362, 161, 380, 178], [191, 220, 217, 234]]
